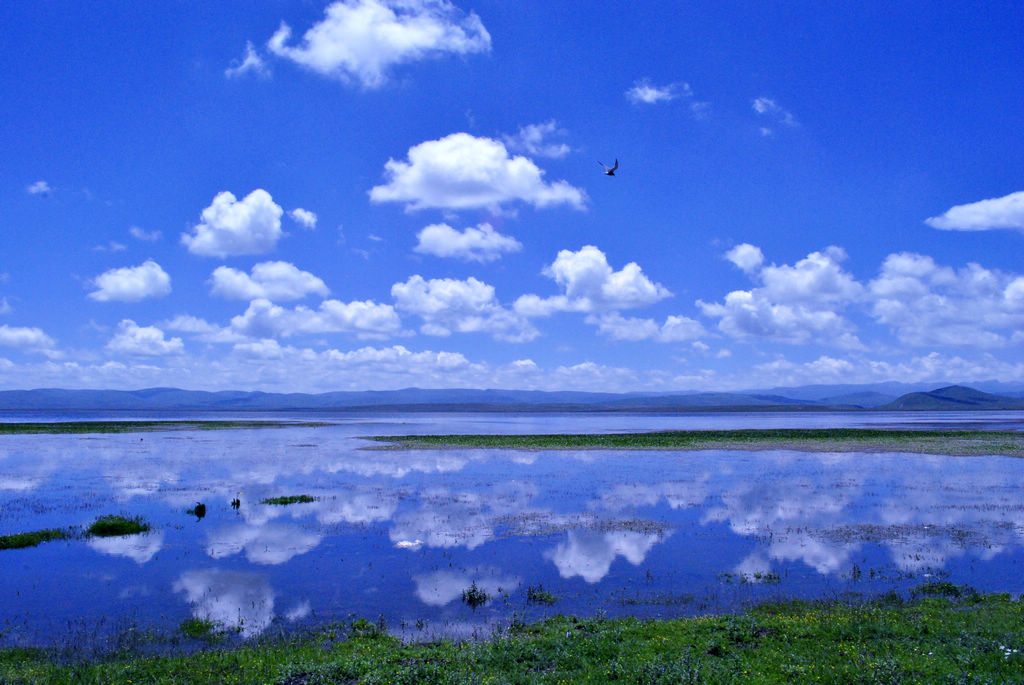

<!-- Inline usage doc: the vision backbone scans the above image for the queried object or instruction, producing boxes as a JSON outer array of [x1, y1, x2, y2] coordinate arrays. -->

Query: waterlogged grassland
[[0, 592, 1021, 684], [369, 428, 1024, 456], [0, 420, 328, 435]]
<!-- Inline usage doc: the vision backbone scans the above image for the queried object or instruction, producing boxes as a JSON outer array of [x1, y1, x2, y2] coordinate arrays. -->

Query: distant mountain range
[[1, 384, 1023, 412]]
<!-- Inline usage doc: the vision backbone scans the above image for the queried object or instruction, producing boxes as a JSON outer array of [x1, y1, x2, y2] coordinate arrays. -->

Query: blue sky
[[2, 0, 1024, 393]]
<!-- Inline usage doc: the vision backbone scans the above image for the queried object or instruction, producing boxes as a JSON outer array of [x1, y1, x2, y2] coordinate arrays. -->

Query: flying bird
[[599, 159, 618, 176]]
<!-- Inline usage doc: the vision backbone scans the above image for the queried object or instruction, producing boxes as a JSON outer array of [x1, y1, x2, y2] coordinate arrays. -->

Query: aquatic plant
[[87, 514, 150, 537], [261, 495, 315, 505], [0, 528, 71, 550], [179, 617, 220, 641], [461, 581, 489, 609], [526, 584, 558, 605]]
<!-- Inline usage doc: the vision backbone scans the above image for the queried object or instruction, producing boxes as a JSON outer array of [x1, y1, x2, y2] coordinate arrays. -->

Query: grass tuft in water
[[179, 618, 223, 642], [260, 495, 316, 505], [0, 528, 72, 550], [461, 582, 489, 610], [86, 515, 150, 537], [526, 584, 558, 605]]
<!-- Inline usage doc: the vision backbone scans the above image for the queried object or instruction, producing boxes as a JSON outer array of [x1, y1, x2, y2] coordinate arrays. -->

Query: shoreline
[[2, 589, 1020, 683]]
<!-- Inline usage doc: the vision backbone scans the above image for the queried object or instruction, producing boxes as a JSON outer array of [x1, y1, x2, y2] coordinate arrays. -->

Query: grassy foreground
[[1, 592, 1021, 684], [368, 428, 1024, 456]]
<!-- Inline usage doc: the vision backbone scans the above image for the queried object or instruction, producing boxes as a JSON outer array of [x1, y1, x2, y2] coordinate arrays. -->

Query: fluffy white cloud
[[515, 245, 671, 316], [413, 222, 521, 262], [502, 120, 570, 159], [587, 312, 706, 343], [26, 180, 51, 196], [369, 132, 587, 211], [106, 319, 184, 356], [225, 41, 268, 78], [267, 0, 490, 88], [230, 298, 401, 340], [698, 246, 863, 348], [392, 275, 537, 342], [0, 325, 56, 352], [288, 208, 317, 229], [725, 243, 764, 274], [868, 252, 1024, 347], [925, 190, 1024, 231], [625, 79, 690, 104], [88, 260, 171, 302], [181, 189, 284, 258], [210, 262, 329, 301]]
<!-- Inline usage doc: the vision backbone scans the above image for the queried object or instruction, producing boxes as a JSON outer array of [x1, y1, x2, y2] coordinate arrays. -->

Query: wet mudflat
[[2, 411, 1024, 652]]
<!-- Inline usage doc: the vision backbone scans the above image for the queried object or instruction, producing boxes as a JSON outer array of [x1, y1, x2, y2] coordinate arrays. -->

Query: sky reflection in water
[[2, 412, 1024, 647]]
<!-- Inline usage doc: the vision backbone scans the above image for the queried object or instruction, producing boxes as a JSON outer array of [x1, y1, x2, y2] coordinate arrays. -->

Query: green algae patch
[[367, 428, 1024, 456]]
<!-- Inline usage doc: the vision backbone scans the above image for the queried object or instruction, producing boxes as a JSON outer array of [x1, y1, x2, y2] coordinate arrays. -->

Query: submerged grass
[[367, 428, 1024, 456], [1, 592, 1021, 684], [260, 495, 316, 505], [0, 420, 328, 435], [0, 528, 71, 550]]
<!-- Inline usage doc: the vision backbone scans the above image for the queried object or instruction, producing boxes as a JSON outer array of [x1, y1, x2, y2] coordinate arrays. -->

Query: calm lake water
[[2, 411, 1024, 650]]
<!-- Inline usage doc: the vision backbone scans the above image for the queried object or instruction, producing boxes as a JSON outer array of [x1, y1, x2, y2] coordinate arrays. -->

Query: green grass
[[0, 420, 328, 435], [367, 428, 1024, 456], [86, 514, 150, 537], [1, 592, 1021, 684], [260, 494, 316, 505], [0, 528, 71, 550]]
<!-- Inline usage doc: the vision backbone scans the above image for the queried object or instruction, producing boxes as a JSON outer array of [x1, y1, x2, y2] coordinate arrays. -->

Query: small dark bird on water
[[189, 502, 206, 520], [599, 159, 618, 176], [231, 497, 241, 510]]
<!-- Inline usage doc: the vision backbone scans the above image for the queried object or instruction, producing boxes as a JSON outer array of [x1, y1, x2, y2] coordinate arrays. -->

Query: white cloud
[[26, 180, 50, 196], [230, 298, 402, 340], [267, 0, 490, 88], [210, 261, 329, 301], [868, 252, 1024, 347], [698, 246, 863, 348], [502, 120, 570, 159], [725, 243, 764, 274], [225, 41, 269, 78], [625, 79, 690, 104], [0, 324, 56, 353], [129, 226, 162, 242], [106, 319, 184, 356], [392, 275, 538, 342], [181, 189, 284, 258], [289, 208, 317, 229], [925, 190, 1024, 231], [515, 245, 671, 316], [753, 97, 798, 134], [587, 312, 706, 343], [88, 260, 172, 303], [369, 132, 587, 211], [413, 222, 521, 262], [164, 315, 246, 344]]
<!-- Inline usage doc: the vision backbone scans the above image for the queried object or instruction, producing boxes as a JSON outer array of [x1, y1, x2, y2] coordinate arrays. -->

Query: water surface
[[2, 411, 1023, 649]]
